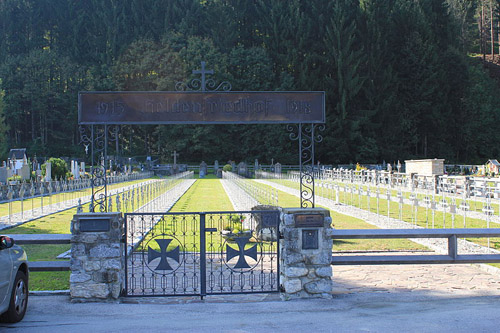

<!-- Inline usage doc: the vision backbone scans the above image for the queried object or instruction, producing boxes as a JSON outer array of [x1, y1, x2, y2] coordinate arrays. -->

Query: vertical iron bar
[[104, 124, 108, 212], [90, 125, 95, 212], [124, 214, 128, 296], [311, 124, 315, 208], [200, 213, 207, 299], [299, 123, 303, 208]]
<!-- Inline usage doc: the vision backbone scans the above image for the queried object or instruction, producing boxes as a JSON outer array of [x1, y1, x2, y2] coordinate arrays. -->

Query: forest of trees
[[0, 0, 500, 165]]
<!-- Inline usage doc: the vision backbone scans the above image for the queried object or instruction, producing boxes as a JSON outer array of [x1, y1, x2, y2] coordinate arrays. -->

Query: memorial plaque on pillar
[[295, 214, 324, 227], [79, 218, 111, 232], [302, 229, 319, 250]]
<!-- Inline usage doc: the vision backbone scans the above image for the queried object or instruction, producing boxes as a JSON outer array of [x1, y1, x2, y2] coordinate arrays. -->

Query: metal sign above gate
[[78, 91, 325, 125], [79, 61, 325, 212]]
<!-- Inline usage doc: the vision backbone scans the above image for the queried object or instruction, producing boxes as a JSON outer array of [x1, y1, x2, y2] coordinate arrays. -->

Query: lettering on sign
[[79, 92, 325, 124]]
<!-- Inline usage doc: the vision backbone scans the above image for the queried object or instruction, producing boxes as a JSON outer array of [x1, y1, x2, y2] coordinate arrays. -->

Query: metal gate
[[124, 210, 280, 297]]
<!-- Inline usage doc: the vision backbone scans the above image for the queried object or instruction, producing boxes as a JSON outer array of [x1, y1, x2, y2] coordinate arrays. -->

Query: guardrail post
[[448, 235, 457, 260], [70, 212, 124, 302], [280, 208, 333, 300]]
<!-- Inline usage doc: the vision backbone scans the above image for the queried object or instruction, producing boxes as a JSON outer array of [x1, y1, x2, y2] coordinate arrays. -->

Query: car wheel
[[0, 270, 28, 323]]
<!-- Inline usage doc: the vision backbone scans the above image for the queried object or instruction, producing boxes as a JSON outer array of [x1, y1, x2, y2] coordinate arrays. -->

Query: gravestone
[[45, 162, 52, 181], [238, 162, 247, 177], [36, 165, 42, 179], [255, 159, 259, 171], [275, 162, 282, 175], [214, 160, 219, 174], [20, 164, 30, 181], [199, 161, 207, 178], [231, 161, 236, 172], [216, 169, 222, 178], [80, 162, 85, 176], [0, 167, 7, 184], [32, 156, 38, 172], [75, 162, 80, 179]]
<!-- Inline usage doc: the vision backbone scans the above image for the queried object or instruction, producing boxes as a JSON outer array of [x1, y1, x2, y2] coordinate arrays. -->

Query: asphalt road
[[2, 291, 500, 332]]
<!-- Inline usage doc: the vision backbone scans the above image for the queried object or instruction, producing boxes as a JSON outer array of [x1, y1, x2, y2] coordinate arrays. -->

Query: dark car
[[0, 236, 29, 323]]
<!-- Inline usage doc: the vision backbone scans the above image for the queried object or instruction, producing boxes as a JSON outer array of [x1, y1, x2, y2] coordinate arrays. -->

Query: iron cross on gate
[[226, 236, 258, 269], [147, 239, 180, 271]]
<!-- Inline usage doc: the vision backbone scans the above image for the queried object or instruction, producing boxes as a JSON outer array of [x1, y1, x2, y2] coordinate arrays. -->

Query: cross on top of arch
[[175, 61, 232, 92]]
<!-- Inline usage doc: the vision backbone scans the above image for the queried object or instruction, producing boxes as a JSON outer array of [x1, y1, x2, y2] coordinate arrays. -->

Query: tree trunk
[[480, 0, 485, 60], [490, 0, 495, 56], [498, 20, 500, 56]]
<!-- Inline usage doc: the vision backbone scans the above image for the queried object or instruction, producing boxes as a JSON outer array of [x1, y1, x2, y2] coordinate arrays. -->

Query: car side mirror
[[0, 236, 14, 250]]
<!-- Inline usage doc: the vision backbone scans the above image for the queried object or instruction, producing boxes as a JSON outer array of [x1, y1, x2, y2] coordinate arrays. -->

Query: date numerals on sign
[[286, 100, 311, 114], [97, 101, 124, 116]]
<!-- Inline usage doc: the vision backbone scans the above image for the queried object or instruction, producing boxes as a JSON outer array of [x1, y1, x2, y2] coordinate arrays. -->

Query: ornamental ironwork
[[124, 211, 279, 297]]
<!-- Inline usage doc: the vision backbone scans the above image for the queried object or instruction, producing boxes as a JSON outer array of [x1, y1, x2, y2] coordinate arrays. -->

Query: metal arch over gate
[[124, 210, 280, 297], [78, 61, 326, 210]]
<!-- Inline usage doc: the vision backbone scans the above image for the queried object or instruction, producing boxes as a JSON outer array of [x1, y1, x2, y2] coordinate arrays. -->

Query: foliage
[[0, 0, 499, 164], [222, 164, 232, 172], [42, 157, 69, 180]]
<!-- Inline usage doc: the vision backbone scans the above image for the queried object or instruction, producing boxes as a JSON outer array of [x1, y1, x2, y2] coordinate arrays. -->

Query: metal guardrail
[[330, 228, 500, 265], [10, 234, 71, 271]]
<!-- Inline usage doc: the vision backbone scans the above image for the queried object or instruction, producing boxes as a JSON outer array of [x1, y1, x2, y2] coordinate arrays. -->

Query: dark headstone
[[275, 162, 282, 175], [0, 167, 7, 184], [238, 162, 247, 177], [200, 161, 207, 178]]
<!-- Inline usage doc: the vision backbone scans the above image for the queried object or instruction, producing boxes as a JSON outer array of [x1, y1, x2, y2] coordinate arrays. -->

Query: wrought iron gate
[[124, 210, 280, 297]]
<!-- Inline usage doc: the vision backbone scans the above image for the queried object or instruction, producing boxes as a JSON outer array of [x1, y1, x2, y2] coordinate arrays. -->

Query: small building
[[405, 158, 445, 176], [7, 148, 27, 172], [486, 160, 500, 175]]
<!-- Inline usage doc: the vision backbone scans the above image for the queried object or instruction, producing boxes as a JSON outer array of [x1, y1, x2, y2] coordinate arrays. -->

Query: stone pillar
[[70, 213, 124, 302], [280, 208, 333, 300]]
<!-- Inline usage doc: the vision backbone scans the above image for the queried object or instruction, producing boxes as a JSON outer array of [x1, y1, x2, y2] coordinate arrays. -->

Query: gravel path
[[220, 179, 258, 211]]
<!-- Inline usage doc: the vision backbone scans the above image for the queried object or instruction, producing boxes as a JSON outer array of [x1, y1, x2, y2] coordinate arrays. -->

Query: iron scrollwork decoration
[[175, 61, 232, 92], [79, 124, 114, 212], [287, 123, 325, 208]]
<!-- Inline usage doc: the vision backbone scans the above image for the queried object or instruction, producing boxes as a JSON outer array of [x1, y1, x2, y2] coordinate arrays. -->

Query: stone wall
[[70, 213, 124, 302], [280, 208, 333, 300]]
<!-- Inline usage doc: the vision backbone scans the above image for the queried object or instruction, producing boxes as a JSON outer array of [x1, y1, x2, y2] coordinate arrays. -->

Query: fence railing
[[10, 234, 71, 271], [223, 171, 278, 206], [0, 172, 154, 202]]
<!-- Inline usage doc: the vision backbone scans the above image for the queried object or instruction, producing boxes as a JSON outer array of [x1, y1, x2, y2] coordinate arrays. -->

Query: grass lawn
[[138, 179, 238, 252], [7, 205, 86, 290]]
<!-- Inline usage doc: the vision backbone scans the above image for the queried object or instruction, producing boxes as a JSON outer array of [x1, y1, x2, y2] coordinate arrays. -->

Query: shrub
[[42, 157, 69, 180], [223, 164, 232, 172]]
